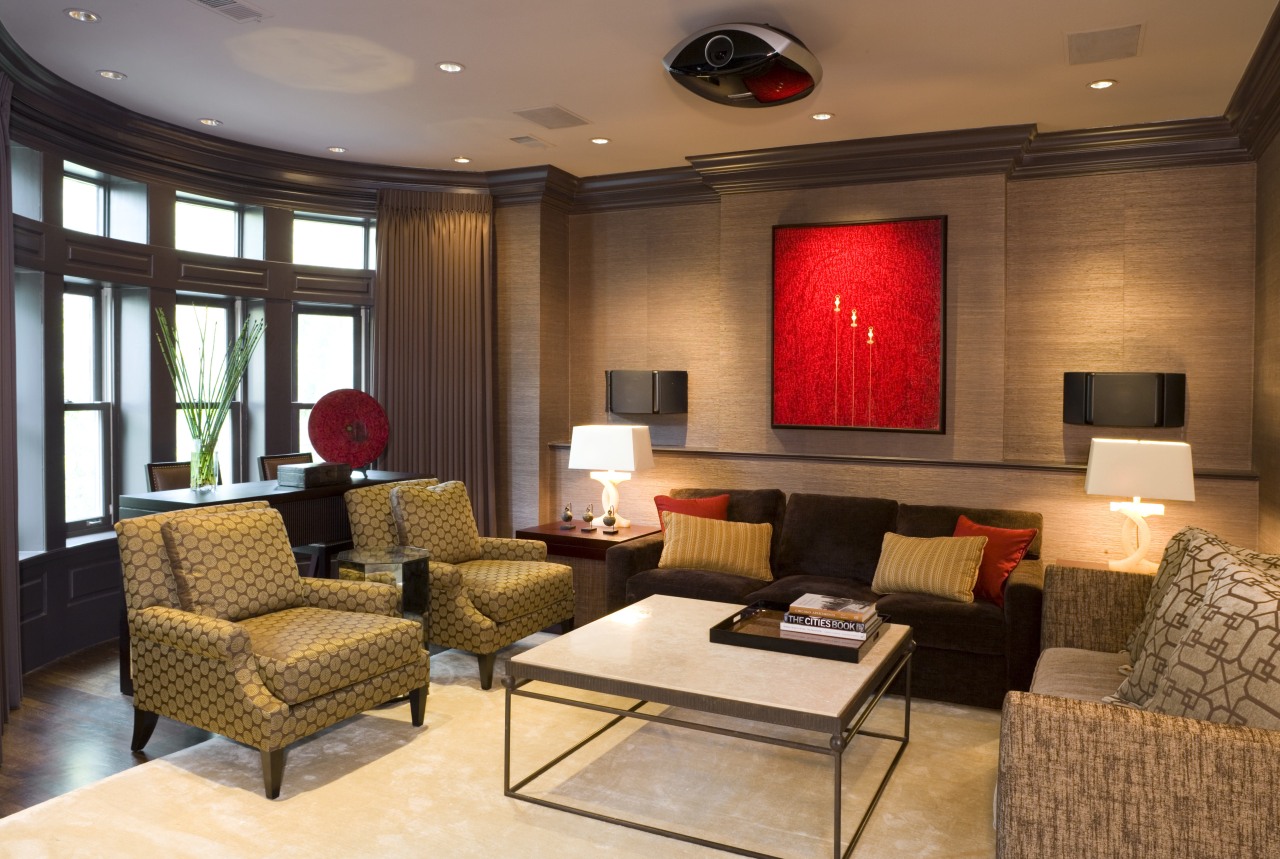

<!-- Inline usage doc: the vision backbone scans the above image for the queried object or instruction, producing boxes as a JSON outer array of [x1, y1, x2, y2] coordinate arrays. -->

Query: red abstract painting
[[773, 217, 945, 431]]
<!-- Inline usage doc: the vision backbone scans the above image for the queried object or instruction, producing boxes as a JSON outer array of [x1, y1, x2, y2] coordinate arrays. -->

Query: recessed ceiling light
[[453, 156, 471, 164], [65, 9, 99, 23], [327, 146, 347, 154], [198, 118, 222, 127], [97, 69, 126, 80], [437, 62, 464, 74], [590, 137, 610, 145], [1089, 79, 1117, 90], [811, 112, 834, 121]]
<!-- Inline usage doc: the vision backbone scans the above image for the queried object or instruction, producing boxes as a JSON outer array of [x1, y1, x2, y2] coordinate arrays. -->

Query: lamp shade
[[1084, 438, 1195, 501], [568, 425, 655, 472]]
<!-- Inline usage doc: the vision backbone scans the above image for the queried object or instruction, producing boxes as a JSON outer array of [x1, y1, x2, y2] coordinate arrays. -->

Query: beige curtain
[[373, 190, 497, 534]]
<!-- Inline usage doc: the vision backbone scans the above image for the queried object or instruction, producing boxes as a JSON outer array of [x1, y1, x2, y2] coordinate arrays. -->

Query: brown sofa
[[605, 487, 1045, 709], [996, 563, 1280, 858]]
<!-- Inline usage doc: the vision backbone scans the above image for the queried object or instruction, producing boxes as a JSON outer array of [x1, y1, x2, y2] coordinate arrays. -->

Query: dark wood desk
[[117, 470, 423, 693], [515, 520, 661, 625]]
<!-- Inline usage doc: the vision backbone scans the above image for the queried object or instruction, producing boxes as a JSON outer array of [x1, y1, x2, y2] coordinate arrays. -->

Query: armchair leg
[[130, 708, 159, 752], [262, 748, 285, 800], [478, 652, 497, 690], [560, 617, 576, 633], [409, 685, 428, 726]]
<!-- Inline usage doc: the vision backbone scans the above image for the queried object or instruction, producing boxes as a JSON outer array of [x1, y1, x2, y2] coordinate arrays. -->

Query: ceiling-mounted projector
[[663, 23, 822, 107]]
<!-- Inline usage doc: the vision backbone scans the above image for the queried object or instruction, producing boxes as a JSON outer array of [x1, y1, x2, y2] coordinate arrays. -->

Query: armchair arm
[[303, 578, 401, 617], [604, 532, 666, 613], [1041, 564, 1152, 651], [997, 692, 1280, 859], [1002, 558, 1045, 693], [130, 605, 249, 660], [479, 536, 547, 561]]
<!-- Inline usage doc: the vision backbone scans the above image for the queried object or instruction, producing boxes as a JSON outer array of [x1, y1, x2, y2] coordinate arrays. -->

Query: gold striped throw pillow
[[871, 532, 988, 603], [657, 510, 773, 581]]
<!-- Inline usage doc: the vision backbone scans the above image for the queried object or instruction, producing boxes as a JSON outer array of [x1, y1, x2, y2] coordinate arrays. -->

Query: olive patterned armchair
[[116, 501, 430, 799], [345, 479, 574, 689]]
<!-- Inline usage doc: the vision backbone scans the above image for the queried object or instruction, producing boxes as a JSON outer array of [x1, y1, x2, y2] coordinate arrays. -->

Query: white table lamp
[[1085, 438, 1195, 573], [568, 425, 654, 528]]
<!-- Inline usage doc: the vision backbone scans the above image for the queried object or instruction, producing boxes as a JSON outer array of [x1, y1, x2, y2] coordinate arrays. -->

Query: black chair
[[145, 460, 221, 492], [259, 452, 314, 481]]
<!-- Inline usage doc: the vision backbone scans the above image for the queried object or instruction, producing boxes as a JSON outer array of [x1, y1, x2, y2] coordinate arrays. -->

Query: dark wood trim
[[1227, 2, 1280, 157], [573, 167, 718, 212], [547, 442, 1258, 481], [1010, 118, 1251, 180]]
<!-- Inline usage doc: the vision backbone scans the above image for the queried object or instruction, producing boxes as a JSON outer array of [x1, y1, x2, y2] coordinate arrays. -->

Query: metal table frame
[[504, 642, 913, 859]]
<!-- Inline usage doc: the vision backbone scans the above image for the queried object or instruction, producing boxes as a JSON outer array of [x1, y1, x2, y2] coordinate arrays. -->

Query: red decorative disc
[[308, 389, 389, 468]]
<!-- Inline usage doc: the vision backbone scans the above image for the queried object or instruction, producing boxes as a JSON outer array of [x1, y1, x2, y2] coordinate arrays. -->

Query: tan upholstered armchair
[[116, 501, 430, 799], [345, 480, 574, 689]]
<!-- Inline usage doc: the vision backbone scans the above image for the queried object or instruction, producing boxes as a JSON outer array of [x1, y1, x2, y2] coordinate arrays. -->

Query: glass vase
[[190, 438, 218, 491]]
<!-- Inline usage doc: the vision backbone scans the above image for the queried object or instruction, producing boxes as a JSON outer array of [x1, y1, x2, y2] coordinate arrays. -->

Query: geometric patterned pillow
[[390, 480, 482, 565], [160, 507, 307, 621], [1145, 558, 1280, 730], [1108, 531, 1280, 707], [1123, 525, 1204, 664]]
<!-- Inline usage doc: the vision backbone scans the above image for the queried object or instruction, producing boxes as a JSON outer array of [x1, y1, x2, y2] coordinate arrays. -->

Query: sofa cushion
[[160, 507, 307, 621], [774, 493, 899, 584], [658, 511, 773, 581], [626, 567, 766, 605], [1145, 558, 1280, 730], [746, 575, 879, 607], [953, 514, 1038, 608], [1109, 531, 1280, 707], [237, 606, 424, 705], [875, 591, 1006, 654], [391, 480, 482, 564], [454, 559, 574, 624], [896, 503, 1043, 559], [654, 494, 729, 531], [1029, 647, 1130, 702], [669, 488, 787, 566], [872, 533, 987, 603]]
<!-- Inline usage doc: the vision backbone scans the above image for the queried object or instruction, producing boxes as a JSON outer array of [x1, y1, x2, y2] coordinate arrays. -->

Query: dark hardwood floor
[[0, 639, 212, 817]]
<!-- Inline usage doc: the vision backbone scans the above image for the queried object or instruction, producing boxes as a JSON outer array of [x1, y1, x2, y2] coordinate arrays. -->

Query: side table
[[334, 546, 431, 640], [515, 521, 662, 625]]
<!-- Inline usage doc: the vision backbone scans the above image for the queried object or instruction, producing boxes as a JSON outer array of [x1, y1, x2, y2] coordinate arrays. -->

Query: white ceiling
[[0, 1, 1275, 178]]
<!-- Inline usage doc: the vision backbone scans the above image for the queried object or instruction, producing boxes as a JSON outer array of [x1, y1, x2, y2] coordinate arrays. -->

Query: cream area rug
[[0, 635, 1000, 859]]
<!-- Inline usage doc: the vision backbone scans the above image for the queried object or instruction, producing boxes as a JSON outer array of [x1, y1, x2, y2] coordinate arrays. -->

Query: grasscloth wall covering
[[374, 190, 497, 534], [1257, 142, 1280, 554], [492, 162, 1261, 566]]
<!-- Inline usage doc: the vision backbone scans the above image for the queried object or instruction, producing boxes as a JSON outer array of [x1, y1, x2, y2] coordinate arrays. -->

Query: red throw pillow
[[654, 494, 731, 532], [952, 514, 1038, 608]]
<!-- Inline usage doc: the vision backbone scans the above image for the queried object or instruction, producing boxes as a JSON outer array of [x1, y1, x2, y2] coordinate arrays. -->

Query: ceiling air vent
[[185, 0, 271, 23], [513, 106, 589, 130], [1067, 24, 1143, 65], [510, 135, 553, 149]]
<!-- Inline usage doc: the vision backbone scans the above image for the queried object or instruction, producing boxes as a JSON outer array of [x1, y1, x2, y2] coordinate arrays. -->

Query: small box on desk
[[276, 462, 353, 487]]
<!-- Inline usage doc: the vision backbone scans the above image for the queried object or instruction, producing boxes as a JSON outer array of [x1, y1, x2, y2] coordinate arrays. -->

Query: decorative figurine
[[559, 502, 575, 530], [602, 505, 618, 535], [581, 503, 596, 532]]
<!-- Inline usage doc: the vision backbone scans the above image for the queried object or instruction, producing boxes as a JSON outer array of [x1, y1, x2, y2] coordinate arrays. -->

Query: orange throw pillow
[[654, 494, 730, 532], [953, 514, 1038, 608]]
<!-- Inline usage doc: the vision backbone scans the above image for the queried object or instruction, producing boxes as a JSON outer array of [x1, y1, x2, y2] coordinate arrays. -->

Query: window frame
[[62, 283, 113, 538], [174, 191, 245, 258], [172, 295, 245, 483], [291, 304, 368, 452], [292, 211, 376, 269], [62, 163, 108, 237]]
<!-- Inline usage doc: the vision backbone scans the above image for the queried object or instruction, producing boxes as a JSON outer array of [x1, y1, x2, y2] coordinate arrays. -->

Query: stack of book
[[779, 593, 883, 649]]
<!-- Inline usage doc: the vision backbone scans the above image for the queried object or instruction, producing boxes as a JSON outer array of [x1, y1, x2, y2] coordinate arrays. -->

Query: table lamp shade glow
[[568, 425, 654, 528], [1085, 438, 1195, 573]]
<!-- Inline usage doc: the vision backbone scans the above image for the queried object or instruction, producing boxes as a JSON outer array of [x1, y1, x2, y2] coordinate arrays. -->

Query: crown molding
[[1227, 2, 1280, 157], [685, 125, 1037, 195], [1010, 118, 1251, 180], [486, 165, 579, 211], [573, 167, 718, 212]]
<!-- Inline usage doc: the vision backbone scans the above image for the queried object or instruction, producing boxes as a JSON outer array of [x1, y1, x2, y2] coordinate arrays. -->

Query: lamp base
[[1108, 500, 1163, 574], [590, 470, 633, 528]]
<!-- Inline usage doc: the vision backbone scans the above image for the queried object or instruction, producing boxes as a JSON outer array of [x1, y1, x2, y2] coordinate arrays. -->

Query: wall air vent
[[185, 0, 271, 23], [510, 135, 553, 149]]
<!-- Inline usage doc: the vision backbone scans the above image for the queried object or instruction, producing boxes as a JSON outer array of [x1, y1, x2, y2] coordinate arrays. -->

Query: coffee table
[[504, 594, 914, 859]]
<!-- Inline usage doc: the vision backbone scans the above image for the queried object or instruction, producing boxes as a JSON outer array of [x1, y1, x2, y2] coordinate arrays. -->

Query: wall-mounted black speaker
[[1063, 372, 1185, 427], [607, 370, 688, 414]]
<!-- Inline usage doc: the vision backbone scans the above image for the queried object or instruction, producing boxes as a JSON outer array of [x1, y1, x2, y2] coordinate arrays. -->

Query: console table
[[515, 520, 660, 625]]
